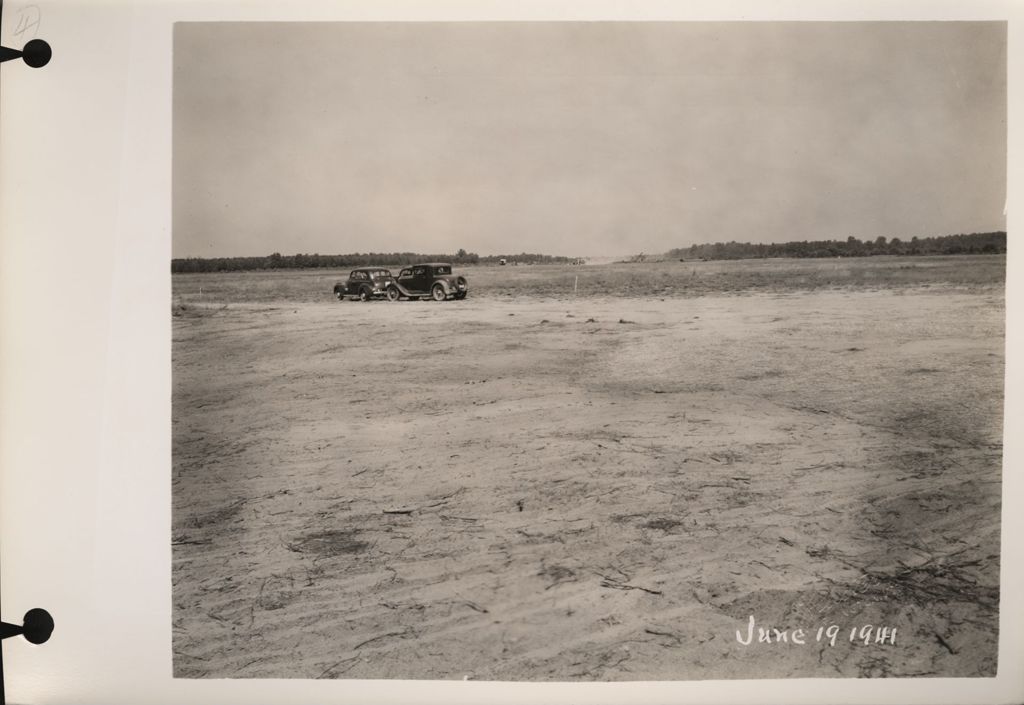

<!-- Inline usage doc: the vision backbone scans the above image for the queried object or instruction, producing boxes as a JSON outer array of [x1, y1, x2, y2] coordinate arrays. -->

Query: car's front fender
[[390, 282, 416, 297]]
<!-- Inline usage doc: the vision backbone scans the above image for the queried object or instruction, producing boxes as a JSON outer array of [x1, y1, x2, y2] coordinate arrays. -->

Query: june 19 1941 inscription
[[736, 615, 898, 647]]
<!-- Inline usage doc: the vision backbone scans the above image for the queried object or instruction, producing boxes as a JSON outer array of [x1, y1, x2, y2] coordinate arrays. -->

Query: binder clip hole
[[0, 37, 51, 67], [21, 608, 54, 644], [0, 608, 54, 646], [21, 38, 51, 68]]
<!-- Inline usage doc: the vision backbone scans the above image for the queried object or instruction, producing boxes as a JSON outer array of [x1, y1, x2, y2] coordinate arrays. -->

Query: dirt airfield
[[172, 257, 1004, 679]]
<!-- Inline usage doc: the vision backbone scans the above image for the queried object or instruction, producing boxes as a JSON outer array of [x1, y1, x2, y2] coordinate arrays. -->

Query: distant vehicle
[[499, 258, 507, 266], [388, 263, 468, 301], [332, 268, 394, 302]]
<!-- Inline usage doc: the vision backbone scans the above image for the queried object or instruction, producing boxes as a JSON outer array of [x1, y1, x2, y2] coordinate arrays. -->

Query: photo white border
[[1, 1, 1021, 703]]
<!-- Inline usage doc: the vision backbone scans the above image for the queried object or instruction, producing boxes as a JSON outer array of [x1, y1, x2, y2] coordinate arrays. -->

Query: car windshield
[[434, 266, 451, 275], [371, 270, 390, 279]]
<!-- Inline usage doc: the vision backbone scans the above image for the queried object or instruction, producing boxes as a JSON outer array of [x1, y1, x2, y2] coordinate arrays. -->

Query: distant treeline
[[171, 250, 574, 273], [665, 232, 1006, 261]]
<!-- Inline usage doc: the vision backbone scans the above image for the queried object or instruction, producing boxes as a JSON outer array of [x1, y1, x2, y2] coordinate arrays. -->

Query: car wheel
[[334, 289, 346, 301], [454, 292, 467, 300], [431, 284, 447, 301], [386, 286, 400, 302], [359, 287, 372, 302]]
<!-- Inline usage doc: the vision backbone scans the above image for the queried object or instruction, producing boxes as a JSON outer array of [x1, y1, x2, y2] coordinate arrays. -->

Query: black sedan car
[[387, 263, 468, 301], [332, 268, 395, 301]]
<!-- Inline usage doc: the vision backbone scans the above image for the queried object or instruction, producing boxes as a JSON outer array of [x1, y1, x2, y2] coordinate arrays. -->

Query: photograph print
[[171, 21, 1006, 680]]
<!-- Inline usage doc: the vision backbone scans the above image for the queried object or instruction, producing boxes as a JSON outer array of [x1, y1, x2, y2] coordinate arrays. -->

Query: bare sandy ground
[[172, 288, 1003, 679]]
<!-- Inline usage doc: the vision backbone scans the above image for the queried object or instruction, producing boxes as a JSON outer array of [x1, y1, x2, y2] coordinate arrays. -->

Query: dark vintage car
[[387, 263, 468, 301], [332, 268, 395, 301]]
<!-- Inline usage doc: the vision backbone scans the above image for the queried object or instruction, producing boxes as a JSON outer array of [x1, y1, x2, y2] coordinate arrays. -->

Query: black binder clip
[[0, 609, 53, 704], [0, 608, 53, 645], [0, 36, 50, 67]]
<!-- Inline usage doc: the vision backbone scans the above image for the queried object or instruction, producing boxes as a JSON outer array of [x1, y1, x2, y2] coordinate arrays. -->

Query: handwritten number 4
[[14, 6, 42, 38]]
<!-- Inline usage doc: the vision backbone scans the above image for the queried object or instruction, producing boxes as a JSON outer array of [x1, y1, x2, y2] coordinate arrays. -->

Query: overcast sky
[[173, 22, 1006, 258]]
